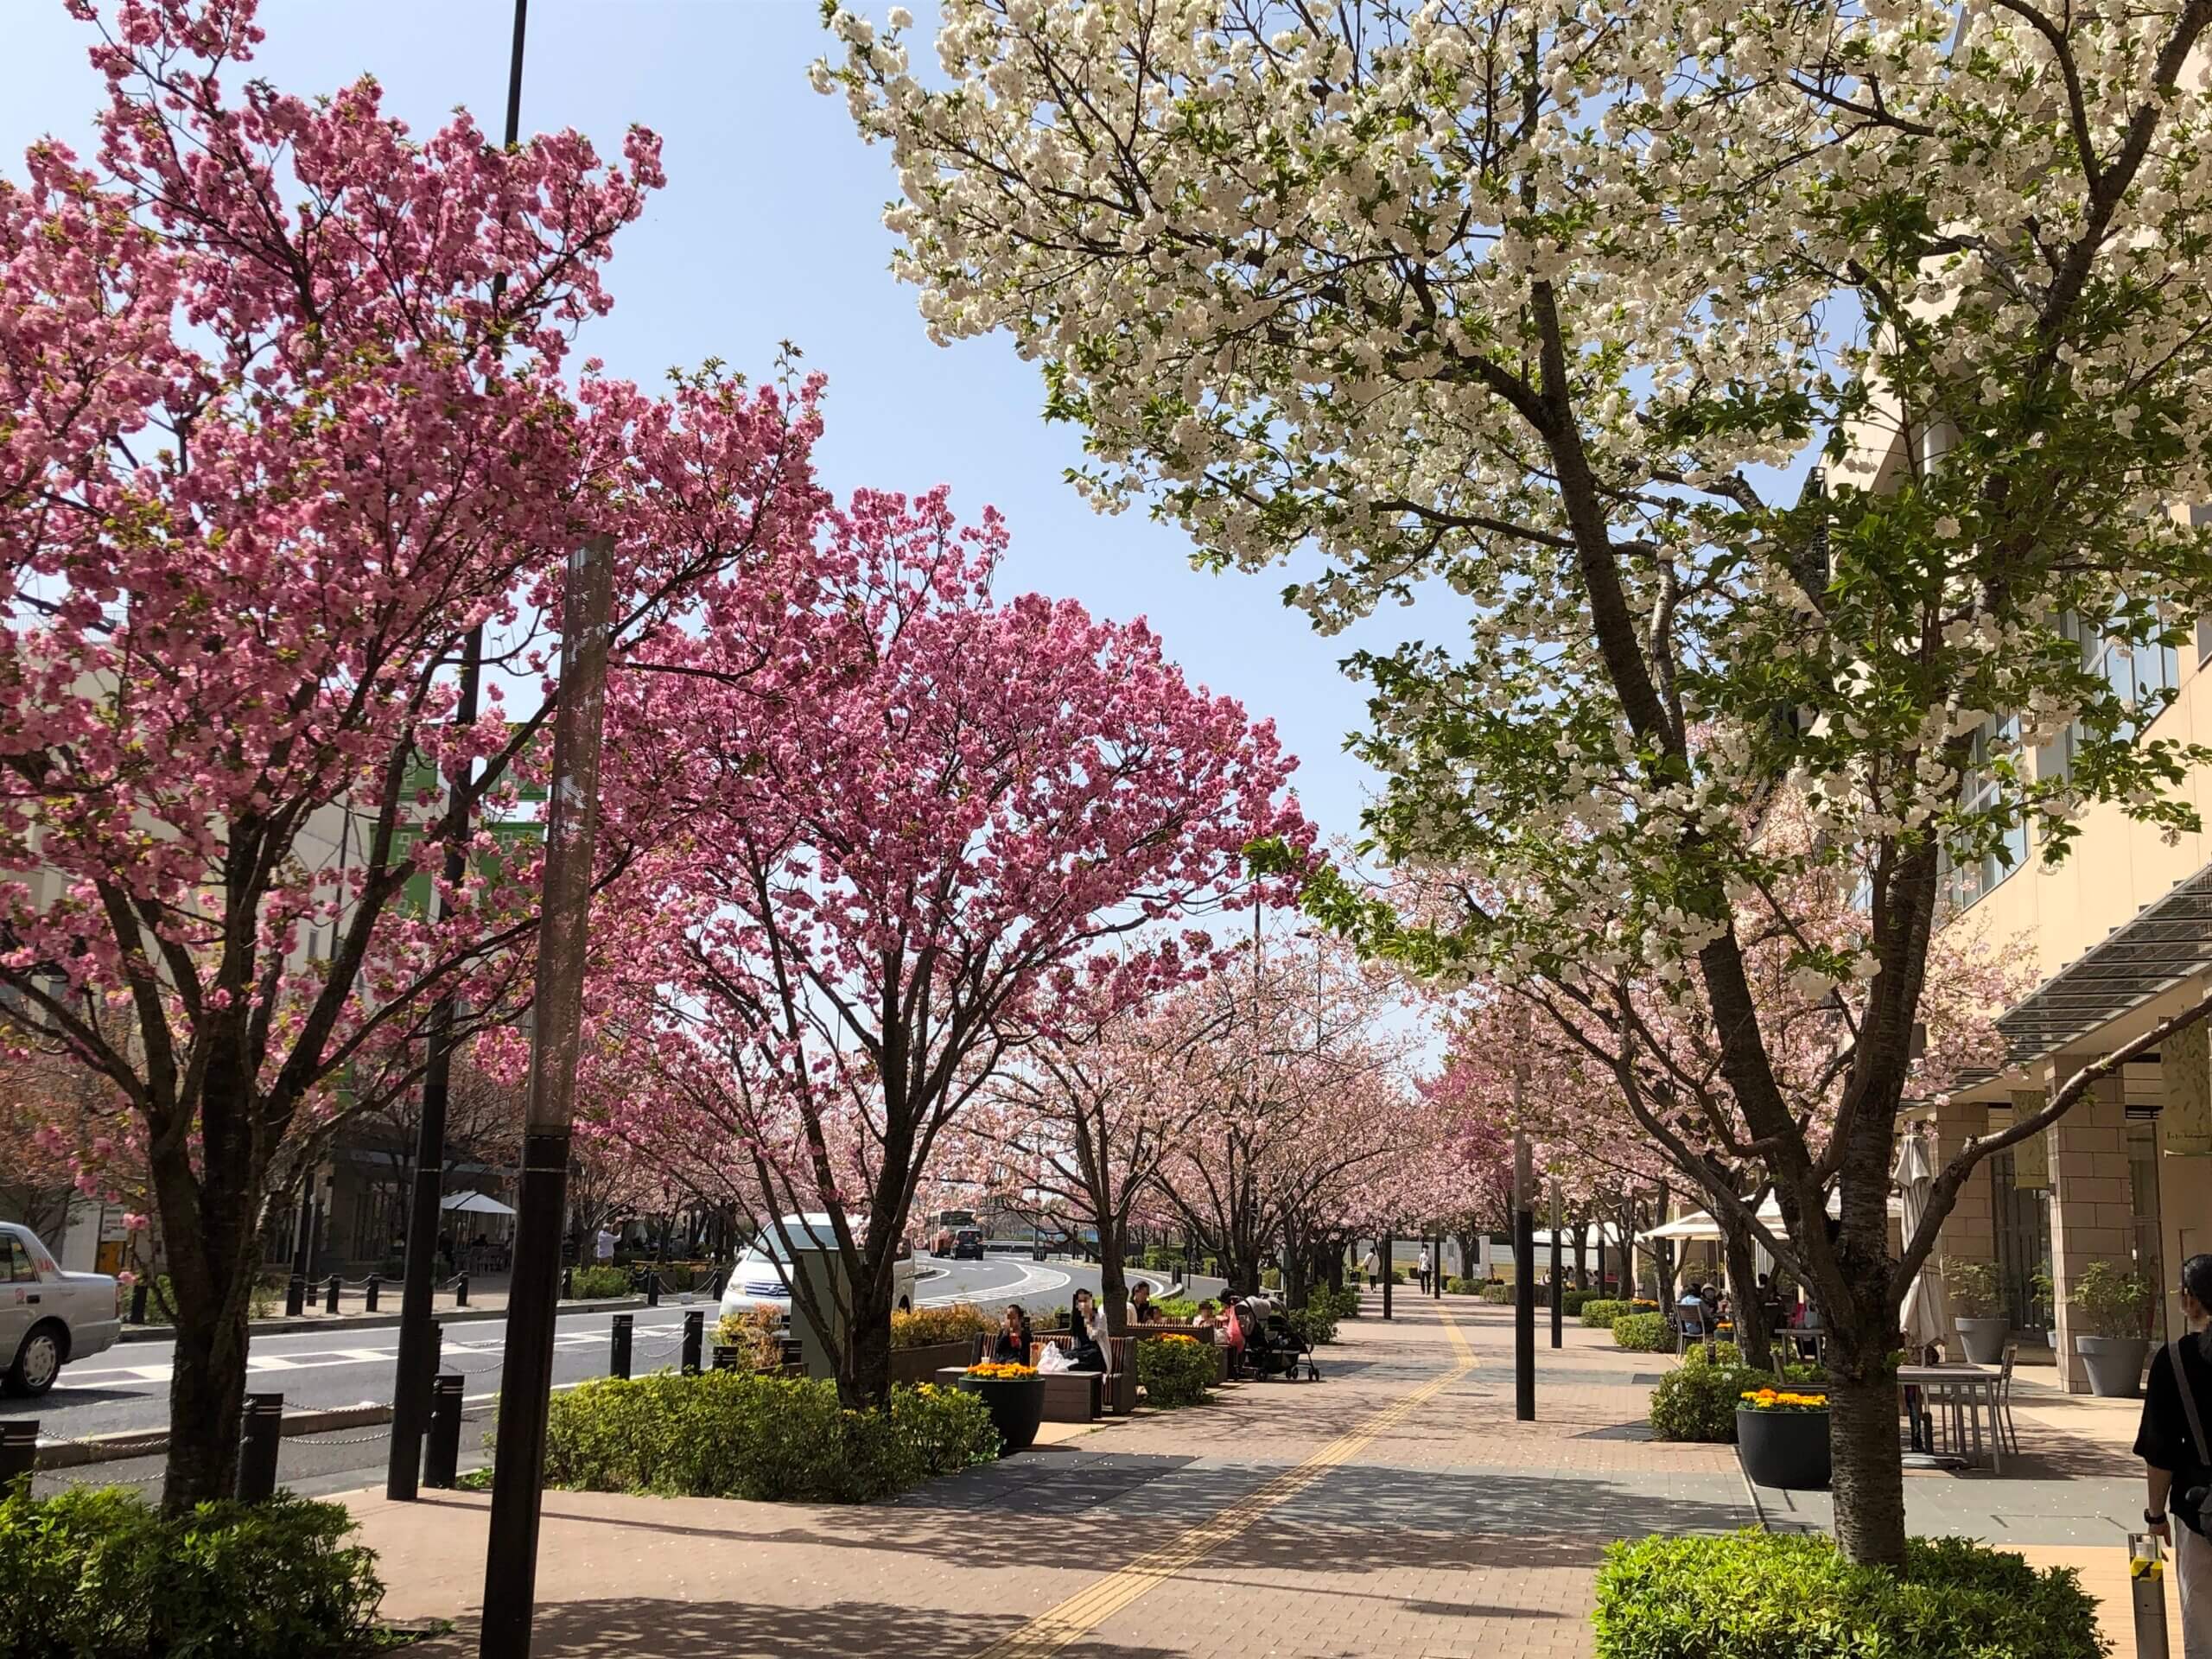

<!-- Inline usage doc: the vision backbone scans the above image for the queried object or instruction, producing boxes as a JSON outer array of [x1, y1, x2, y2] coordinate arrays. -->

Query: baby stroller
[[1238, 1300, 1320, 1382]]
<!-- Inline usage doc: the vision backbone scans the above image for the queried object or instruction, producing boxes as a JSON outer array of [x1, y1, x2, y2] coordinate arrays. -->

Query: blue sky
[[0, 0, 1418, 849]]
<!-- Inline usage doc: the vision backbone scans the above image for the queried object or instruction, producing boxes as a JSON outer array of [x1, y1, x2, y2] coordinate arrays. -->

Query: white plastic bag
[[1035, 1343, 1074, 1374]]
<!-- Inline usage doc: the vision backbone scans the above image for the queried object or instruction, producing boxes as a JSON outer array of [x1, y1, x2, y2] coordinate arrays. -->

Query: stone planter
[[2075, 1334, 2152, 1399], [1955, 1316, 2010, 1365], [1735, 1407, 1831, 1490], [958, 1375, 1046, 1453]]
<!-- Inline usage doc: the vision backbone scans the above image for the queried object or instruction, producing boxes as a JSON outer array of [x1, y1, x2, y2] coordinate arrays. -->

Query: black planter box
[[1736, 1407, 1830, 1490], [958, 1375, 1046, 1454]]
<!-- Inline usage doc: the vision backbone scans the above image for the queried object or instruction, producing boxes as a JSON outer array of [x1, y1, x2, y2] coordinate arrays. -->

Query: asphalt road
[[11, 1253, 1209, 1501]]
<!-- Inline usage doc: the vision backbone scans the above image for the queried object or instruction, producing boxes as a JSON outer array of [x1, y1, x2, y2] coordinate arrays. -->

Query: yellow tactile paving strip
[[968, 1311, 1479, 1659]]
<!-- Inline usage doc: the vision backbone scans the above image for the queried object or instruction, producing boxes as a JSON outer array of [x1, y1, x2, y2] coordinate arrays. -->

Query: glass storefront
[[1990, 1147, 2053, 1333]]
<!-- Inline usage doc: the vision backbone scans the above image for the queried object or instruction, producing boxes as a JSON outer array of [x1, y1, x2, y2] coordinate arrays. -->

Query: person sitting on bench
[[1065, 1289, 1105, 1372], [988, 1303, 1033, 1364]]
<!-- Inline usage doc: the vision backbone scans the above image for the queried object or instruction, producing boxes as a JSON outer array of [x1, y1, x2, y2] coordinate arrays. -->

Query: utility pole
[[480, 534, 614, 1659], [389, 0, 530, 1503]]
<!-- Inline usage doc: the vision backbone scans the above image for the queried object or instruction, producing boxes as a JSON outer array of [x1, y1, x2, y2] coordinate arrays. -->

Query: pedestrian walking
[[1418, 1247, 1432, 1294], [594, 1224, 617, 1267], [2139, 1253, 2212, 1656], [1363, 1246, 1379, 1289]]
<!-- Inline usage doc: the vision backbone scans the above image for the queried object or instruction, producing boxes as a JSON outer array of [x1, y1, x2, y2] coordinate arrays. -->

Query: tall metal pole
[[1548, 1179, 1563, 1348], [389, 0, 530, 1504], [1513, 1129, 1535, 1420], [480, 535, 613, 1659], [1381, 1230, 1394, 1321]]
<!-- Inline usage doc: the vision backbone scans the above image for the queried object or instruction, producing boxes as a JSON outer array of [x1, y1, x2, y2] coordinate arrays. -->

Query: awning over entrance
[[1965, 860, 2212, 1083]]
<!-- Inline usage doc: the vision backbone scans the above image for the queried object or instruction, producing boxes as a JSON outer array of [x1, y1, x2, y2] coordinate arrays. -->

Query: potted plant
[[1735, 1385, 1831, 1490], [2070, 1262, 2154, 1398], [957, 1360, 1047, 1452], [1947, 1261, 2010, 1364]]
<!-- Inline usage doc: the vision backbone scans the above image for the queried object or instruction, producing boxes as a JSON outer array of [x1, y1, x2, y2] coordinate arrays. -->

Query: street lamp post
[[1549, 1181, 1563, 1349], [478, 535, 615, 1659], [390, 0, 530, 1503]]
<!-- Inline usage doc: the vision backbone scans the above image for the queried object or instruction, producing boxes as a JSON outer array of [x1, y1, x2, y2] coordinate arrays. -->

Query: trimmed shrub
[[568, 1264, 631, 1300], [1649, 1355, 1821, 1442], [1444, 1275, 1481, 1294], [1260, 1267, 1283, 1290], [1152, 1295, 1202, 1322], [1479, 1281, 1513, 1303], [1612, 1313, 1670, 1351], [1283, 1305, 1338, 1347], [540, 1371, 997, 1501], [892, 1301, 993, 1351], [0, 1483, 384, 1659], [1561, 1287, 1596, 1315], [1137, 1334, 1216, 1408], [1593, 1531, 2101, 1659], [1581, 1298, 1626, 1328]]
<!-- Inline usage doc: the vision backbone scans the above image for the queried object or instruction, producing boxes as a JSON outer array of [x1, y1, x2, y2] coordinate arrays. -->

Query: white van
[[717, 1212, 916, 1325]]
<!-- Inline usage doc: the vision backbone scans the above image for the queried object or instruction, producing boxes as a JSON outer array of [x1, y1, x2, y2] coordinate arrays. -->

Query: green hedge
[[1612, 1313, 1671, 1351], [566, 1264, 631, 1300], [1580, 1298, 1626, 1328], [1137, 1336, 1216, 1408], [1479, 1281, 1513, 1303], [540, 1372, 997, 1501], [0, 1484, 384, 1658], [1648, 1350, 1823, 1442], [1593, 1532, 2101, 1659], [1283, 1305, 1338, 1347], [1560, 1287, 1596, 1315]]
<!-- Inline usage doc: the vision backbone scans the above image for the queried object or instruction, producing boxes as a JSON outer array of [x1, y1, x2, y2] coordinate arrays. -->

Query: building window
[[1939, 716, 2027, 913], [2197, 613, 2212, 668]]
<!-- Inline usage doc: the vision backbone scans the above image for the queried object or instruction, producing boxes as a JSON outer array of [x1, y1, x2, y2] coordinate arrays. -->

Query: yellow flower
[[963, 1361, 1039, 1380]]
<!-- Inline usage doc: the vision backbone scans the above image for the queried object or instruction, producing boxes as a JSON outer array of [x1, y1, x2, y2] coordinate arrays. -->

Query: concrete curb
[[118, 1294, 652, 1344], [35, 1400, 397, 1470]]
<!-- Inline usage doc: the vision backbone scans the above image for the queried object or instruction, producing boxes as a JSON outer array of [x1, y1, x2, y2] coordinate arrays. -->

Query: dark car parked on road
[[952, 1226, 986, 1261]]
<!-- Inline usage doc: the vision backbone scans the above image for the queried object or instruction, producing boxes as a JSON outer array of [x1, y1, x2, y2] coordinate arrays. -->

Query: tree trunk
[[150, 1115, 265, 1511], [1718, 1209, 1771, 1370], [1098, 1214, 1129, 1338], [1827, 1332, 1907, 1567], [839, 1238, 896, 1410]]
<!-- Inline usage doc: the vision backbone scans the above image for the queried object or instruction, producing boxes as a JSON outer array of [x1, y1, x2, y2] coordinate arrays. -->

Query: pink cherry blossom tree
[[1153, 928, 1427, 1301], [969, 941, 1248, 1337], [0, 0, 824, 1505], [590, 491, 1307, 1406]]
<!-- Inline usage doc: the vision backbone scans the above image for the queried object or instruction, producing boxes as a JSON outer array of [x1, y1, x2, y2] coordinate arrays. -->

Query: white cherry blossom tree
[[825, 0, 2212, 1562]]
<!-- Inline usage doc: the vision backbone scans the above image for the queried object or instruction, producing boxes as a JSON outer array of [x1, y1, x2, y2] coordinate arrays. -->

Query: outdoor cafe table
[[1896, 1362, 2004, 1474]]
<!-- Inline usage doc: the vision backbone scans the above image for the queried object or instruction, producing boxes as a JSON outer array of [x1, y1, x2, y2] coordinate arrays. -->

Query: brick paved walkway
[[341, 1294, 2159, 1656]]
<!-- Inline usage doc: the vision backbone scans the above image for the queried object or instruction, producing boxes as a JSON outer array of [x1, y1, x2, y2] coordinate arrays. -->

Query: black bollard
[[611, 1313, 633, 1379], [645, 1269, 660, 1308], [325, 1274, 341, 1315], [236, 1393, 283, 1501], [682, 1309, 704, 1375], [561, 1266, 574, 1301], [454, 1272, 469, 1308], [423, 1374, 463, 1489], [0, 1421, 35, 1484], [365, 1273, 380, 1313], [712, 1344, 744, 1372], [128, 1281, 149, 1325], [284, 1274, 305, 1318]]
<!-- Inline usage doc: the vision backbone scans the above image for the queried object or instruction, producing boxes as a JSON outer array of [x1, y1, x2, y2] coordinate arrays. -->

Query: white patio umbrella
[[1642, 1189, 1897, 1243], [440, 1191, 516, 1217], [1893, 1134, 1950, 1353]]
